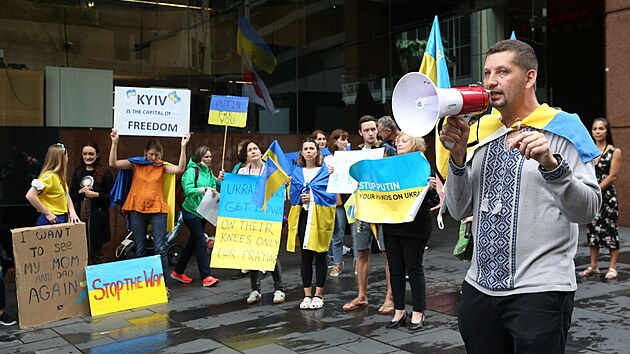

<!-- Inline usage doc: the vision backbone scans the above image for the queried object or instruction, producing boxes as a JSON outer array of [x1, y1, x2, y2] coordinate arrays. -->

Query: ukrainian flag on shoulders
[[252, 140, 291, 211], [287, 165, 336, 253], [349, 152, 431, 224]]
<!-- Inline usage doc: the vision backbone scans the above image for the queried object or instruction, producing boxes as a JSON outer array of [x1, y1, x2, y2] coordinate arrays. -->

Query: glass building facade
[[1, 0, 604, 134]]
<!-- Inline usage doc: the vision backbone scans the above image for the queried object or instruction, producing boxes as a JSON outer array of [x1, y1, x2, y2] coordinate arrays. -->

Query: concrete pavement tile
[[275, 327, 364, 352], [52, 318, 134, 335], [337, 337, 401, 353], [36, 345, 83, 353], [156, 338, 227, 353], [389, 327, 465, 353], [181, 305, 287, 330], [302, 347, 356, 354], [19, 328, 61, 344], [565, 345, 606, 354], [568, 307, 630, 353], [0, 336, 71, 354], [74, 336, 117, 350], [83, 331, 173, 353], [243, 343, 298, 354]]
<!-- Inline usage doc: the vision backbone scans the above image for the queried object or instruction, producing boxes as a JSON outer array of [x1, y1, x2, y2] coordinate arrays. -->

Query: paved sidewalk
[[0, 217, 629, 353]]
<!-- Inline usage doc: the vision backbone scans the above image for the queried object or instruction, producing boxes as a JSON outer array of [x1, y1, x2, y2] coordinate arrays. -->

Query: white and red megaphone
[[392, 72, 490, 138]]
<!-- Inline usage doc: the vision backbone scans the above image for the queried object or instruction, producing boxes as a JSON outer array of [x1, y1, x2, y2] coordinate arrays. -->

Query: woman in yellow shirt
[[26, 143, 80, 225]]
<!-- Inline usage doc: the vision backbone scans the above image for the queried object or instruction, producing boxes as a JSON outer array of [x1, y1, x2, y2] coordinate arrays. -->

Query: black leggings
[[298, 211, 327, 288]]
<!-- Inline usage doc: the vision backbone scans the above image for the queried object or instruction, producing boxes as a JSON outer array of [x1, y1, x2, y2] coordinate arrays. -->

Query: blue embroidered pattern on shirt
[[476, 135, 524, 291], [450, 159, 466, 176], [540, 158, 569, 181]]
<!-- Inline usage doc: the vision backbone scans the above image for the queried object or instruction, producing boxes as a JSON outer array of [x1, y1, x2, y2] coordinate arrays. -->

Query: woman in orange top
[[109, 129, 190, 273]]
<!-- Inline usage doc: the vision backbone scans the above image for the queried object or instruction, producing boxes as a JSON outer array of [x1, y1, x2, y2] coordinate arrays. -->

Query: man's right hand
[[439, 117, 470, 167]]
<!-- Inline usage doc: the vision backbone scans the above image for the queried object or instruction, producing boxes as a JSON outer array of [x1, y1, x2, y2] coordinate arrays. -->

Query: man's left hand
[[507, 131, 558, 170]]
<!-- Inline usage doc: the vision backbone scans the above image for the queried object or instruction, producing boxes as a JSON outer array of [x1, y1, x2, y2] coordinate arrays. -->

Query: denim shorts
[[353, 221, 385, 251]]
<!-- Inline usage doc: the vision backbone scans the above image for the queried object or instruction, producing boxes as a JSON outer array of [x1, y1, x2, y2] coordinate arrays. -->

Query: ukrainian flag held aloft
[[237, 16, 277, 74], [252, 140, 292, 211]]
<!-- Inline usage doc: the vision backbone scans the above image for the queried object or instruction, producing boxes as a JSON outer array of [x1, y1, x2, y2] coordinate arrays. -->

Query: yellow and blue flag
[[287, 165, 336, 253], [237, 16, 276, 74], [420, 15, 452, 180], [252, 140, 292, 210], [465, 104, 599, 163], [349, 152, 431, 223]]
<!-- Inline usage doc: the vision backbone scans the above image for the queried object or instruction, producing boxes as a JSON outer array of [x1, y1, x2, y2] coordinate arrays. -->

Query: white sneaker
[[299, 296, 312, 309], [247, 290, 261, 304], [310, 296, 324, 309], [273, 290, 286, 304]]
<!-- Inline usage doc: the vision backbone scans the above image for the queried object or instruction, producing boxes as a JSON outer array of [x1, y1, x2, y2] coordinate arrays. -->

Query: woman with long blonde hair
[[26, 143, 80, 225]]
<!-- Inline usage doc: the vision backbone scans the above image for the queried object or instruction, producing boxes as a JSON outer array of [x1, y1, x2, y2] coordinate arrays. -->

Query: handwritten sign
[[211, 173, 285, 271], [114, 86, 191, 137], [208, 95, 249, 128], [349, 152, 431, 223], [325, 148, 384, 194], [85, 255, 167, 316], [11, 223, 89, 329]]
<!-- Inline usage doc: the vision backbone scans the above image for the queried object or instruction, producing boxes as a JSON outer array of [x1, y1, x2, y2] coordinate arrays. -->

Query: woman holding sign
[[170, 145, 223, 287], [237, 140, 286, 305], [70, 142, 114, 265], [26, 143, 81, 226], [109, 129, 190, 285], [288, 137, 337, 310], [382, 133, 439, 331]]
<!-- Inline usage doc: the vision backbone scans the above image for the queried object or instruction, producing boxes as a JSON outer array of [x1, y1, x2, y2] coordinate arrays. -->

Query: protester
[[439, 39, 601, 353], [377, 115, 401, 148], [324, 129, 351, 277], [69, 142, 114, 265], [343, 115, 396, 314], [231, 138, 251, 280], [288, 137, 336, 309], [109, 129, 190, 280], [25, 143, 80, 226], [579, 118, 622, 280], [170, 146, 224, 287], [310, 129, 328, 150], [0, 261, 16, 326], [383, 133, 439, 330], [237, 140, 286, 305]]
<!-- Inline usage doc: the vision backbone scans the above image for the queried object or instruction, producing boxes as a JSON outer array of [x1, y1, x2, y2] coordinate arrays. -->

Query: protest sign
[[11, 223, 89, 329], [85, 255, 167, 316], [208, 95, 249, 128], [211, 173, 285, 271], [197, 190, 220, 226], [349, 152, 431, 223], [326, 148, 384, 194], [114, 86, 191, 137]]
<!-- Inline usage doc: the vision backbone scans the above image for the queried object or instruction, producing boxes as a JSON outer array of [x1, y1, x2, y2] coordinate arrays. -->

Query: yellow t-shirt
[[37, 172, 68, 215]]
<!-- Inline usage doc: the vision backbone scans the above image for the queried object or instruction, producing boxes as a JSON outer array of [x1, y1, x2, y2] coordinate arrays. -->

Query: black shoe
[[408, 315, 424, 331], [385, 312, 407, 329], [231, 270, 249, 280], [0, 312, 17, 326]]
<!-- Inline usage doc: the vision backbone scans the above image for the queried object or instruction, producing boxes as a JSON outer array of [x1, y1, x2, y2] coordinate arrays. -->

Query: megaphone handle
[[444, 140, 455, 149], [443, 115, 476, 149]]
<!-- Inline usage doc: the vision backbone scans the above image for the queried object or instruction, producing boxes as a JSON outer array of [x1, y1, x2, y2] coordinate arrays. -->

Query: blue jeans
[[129, 211, 168, 272], [328, 206, 347, 265], [174, 210, 212, 279], [36, 214, 68, 226]]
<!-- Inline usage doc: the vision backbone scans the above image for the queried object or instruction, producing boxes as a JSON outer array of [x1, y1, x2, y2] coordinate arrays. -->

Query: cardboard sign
[[326, 148, 384, 194], [349, 152, 431, 223], [114, 86, 191, 137], [11, 223, 89, 329], [211, 173, 285, 271], [208, 95, 249, 128], [85, 255, 167, 316]]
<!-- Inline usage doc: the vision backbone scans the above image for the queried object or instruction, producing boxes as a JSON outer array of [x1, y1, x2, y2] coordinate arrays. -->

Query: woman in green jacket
[[170, 146, 224, 287]]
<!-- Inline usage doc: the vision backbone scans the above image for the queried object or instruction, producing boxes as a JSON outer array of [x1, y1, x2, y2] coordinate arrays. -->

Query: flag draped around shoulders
[[465, 104, 599, 163], [252, 140, 292, 210], [110, 157, 176, 232], [287, 164, 336, 253]]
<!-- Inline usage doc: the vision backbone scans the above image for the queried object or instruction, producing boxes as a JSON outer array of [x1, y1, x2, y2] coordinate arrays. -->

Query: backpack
[[175, 167, 199, 209]]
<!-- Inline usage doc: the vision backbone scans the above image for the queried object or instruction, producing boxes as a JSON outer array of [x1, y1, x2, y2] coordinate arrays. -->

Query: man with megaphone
[[439, 40, 601, 354]]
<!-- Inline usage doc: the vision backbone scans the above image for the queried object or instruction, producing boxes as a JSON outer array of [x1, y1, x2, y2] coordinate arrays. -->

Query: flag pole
[[221, 125, 228, 171]]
